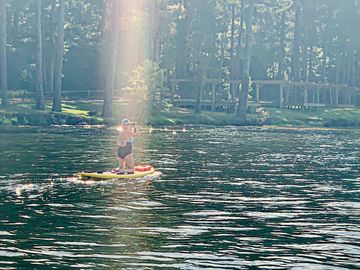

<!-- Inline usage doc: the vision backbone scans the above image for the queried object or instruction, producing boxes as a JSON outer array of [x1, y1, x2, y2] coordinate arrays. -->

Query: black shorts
[[117, 142, 133, 159]]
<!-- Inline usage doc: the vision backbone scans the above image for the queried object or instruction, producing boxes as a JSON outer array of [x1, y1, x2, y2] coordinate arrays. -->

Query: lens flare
[[102, 0, 154, 164]]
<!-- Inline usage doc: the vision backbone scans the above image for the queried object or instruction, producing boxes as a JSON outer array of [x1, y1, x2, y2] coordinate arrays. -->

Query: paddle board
[[77, 166, 155, 180]]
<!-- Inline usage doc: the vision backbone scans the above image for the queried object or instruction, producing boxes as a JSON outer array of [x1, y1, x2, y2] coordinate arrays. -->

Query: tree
[[193, 64, 203, 113], [35, 0, 44, 110], [52, 0, 65, 112], [174, 0, 188, 78], [228, 3, 236, 99], [102, 1, 120, 118], [44, 0, 57, 96], [148, 0, 161, 63], [291, 0, 302, 82], [2, 0, 360, 113], [0, 0, 8, 106], [278, 10, 286, 79], [236, 1, 254, 121], [234, 0, 245, 80]]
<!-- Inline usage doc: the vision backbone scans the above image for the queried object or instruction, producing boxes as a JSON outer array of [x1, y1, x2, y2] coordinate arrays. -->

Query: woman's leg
[[124, 154, 135, 173], [117, 157, 126, 172]]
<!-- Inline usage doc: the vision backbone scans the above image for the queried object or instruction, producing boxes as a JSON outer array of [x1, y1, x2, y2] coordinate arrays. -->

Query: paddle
[[135, 104, 147, 125]]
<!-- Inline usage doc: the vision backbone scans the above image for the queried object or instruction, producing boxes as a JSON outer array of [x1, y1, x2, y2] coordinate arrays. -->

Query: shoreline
[[1, 101, 360, 129], [1, 125, 358, 137]]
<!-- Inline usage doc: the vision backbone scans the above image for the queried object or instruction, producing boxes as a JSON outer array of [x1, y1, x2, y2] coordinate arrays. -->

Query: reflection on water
[[0, 127, 359, 269]]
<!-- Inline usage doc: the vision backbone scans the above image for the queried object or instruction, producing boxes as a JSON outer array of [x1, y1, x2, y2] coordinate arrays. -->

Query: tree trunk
[[0, 0, 8, 106], [184, 0, 193, 78], [278, 11, 286, 79], [42, 7, 48, 94], [102, 1, 120, 118], [301, 25, 308, 81], [347, 48, 355, 86], [44, 0, 57, 95], [175, 24, 186, 78], [50, 0, 57, 93], [35, 0, 44, 110], [321, 26, 328, 83], [193, 69, 202, 114], [233, 0, 245, 101], [307, 46, 313, 82], [175, 1, 188, 78], [229, 4, 236, 100], [350, 49, 357, 86], [11, 10, 19, 47], [149, 0, 160, 63], [236, 2, 254, 121], [335, 46, 340, 85], [219, 33, 225, 78], [235, 1, 245, 77], [52, 0, 65, 112], [291, 1, 302, 82]]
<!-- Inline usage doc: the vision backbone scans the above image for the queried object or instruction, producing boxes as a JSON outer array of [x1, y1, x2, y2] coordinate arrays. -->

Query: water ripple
[[0, 127, 359, 269]]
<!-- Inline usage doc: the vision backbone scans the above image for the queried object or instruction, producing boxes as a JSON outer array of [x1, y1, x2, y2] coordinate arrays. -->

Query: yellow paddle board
[[77, 168, 155, 180]]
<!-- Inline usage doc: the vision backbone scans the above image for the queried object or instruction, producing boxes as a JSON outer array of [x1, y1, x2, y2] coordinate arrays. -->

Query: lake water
[[0, 126, 359, 269]]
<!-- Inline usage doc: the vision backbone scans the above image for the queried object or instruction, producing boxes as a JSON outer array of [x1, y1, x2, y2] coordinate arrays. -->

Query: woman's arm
[[130, 123, 141, 137]]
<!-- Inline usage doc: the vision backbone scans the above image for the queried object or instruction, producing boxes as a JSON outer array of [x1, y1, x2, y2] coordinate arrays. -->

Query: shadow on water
[[0, 126, 359, 269]]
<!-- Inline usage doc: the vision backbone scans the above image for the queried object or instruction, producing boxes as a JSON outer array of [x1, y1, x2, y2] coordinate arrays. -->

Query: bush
[[125, 60, 170, 114], [256, 107, 270, 124]]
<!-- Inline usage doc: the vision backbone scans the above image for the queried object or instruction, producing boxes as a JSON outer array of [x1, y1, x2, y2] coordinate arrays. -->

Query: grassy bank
[[268, 107, 360, 127], [1, 101, 360, 128], [0, 102, 104, 126]]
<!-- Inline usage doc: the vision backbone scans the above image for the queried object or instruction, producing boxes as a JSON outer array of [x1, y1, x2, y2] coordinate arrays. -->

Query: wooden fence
[[9, 79, 360, 111], [170, 78, 360, 111]]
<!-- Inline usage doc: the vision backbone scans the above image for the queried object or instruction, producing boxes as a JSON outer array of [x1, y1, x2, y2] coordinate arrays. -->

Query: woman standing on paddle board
[[116, 119, 140, 174]]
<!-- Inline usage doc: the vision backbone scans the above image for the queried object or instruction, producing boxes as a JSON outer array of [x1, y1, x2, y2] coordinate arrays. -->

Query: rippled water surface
[[0, 126, 359, 269]]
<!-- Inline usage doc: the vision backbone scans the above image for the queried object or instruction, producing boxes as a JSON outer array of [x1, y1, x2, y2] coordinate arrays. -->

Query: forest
[[1, 0, 360, 123]]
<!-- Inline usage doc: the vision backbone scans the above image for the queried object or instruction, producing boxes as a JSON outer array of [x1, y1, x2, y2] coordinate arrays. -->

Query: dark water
[[0, 126, 359, 269]]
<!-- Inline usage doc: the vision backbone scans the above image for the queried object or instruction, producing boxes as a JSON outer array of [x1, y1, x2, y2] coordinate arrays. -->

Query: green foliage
[[256, 107, 270, 124], [125, 60, 170, 113], [3, 0, 360, 118]]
